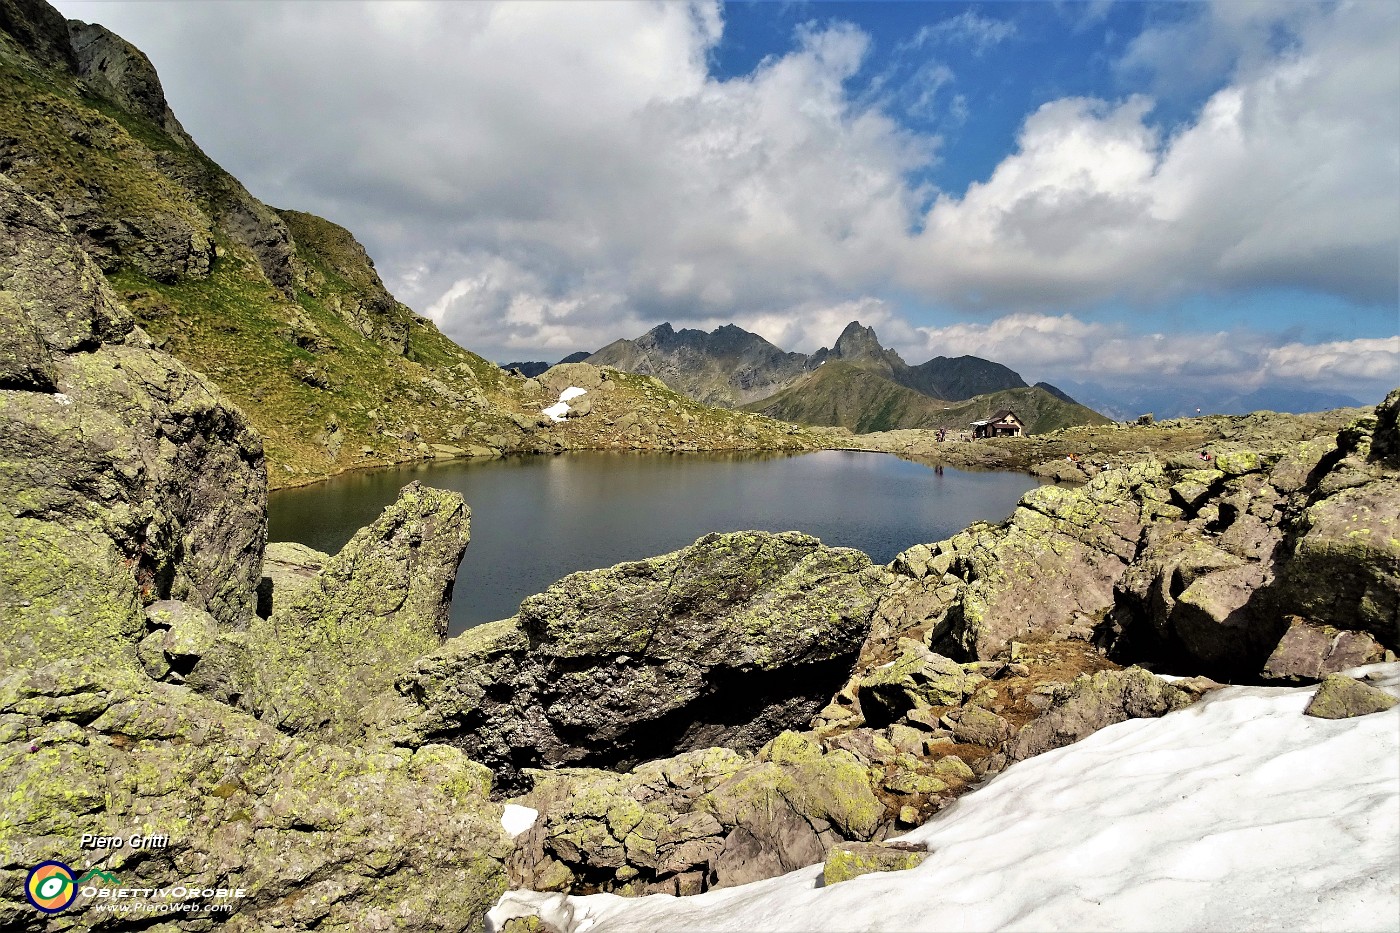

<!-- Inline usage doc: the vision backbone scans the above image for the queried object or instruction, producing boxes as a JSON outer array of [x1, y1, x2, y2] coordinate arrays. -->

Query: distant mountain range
[[567, 320, 1110, 435], [1052, 381, 1367, 421]]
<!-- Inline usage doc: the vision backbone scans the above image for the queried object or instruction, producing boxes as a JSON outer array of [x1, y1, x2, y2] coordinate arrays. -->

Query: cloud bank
[[56, 0, 1399, 398]]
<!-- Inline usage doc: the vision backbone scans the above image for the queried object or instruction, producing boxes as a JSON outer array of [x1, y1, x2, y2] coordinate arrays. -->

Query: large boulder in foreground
[[398, 531, 890, 791], [507, 731, 885, 898], [0, 659, 510, 932], [245, 482, 470, 743], [0, 174, 265, 674]]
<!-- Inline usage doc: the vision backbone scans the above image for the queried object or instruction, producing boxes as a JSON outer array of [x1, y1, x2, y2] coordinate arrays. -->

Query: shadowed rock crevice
[[549, 655, 863, 775]]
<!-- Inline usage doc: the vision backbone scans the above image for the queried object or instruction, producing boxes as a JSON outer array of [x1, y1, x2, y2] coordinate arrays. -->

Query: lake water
[[268, 450, 1046, 635]]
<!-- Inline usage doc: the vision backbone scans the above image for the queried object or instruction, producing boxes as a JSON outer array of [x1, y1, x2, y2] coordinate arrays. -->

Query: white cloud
[[903, 2, 1400, 310], [54, 0, 1398, 372], [916, 313, 1400, 396], [910, 12, 1018, 56]]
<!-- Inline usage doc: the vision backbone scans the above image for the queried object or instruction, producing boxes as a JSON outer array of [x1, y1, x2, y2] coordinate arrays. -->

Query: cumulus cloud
[[55, 0, 1397, 377], [905, 1, 1400, 310], [916, 313, 1399, 397]]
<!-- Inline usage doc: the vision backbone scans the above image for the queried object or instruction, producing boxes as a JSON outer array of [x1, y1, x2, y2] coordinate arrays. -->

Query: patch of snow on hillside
[[543, 387, 588, 422], [491, 664, 1400, 933]]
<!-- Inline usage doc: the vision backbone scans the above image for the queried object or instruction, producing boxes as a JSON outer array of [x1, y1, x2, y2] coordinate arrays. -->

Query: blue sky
[[55, 0, 1400, 402]]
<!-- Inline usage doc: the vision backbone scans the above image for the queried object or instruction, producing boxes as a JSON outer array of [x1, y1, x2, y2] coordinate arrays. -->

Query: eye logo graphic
[[25, 861, 77, 913]]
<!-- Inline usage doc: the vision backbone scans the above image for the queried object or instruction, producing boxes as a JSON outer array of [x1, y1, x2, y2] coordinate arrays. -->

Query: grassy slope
[[745, 363, 1110, 435]]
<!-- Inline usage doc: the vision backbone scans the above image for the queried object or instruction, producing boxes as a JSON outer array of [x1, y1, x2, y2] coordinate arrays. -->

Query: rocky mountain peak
[[67, 19, 192, 145], [820, 320, 905, 372]]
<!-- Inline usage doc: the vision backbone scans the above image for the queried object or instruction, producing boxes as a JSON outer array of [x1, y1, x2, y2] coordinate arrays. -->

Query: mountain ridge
[[585, 319, 1106, 434]]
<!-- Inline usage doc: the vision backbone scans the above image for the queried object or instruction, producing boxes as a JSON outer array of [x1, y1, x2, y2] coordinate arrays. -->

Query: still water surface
[[268, 450, 1046, 635]]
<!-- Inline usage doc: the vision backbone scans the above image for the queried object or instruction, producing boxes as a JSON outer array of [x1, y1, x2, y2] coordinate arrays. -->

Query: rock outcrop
[[244, 482, 469, 742], [0, 166, 507, 930], [0, 661, 510, 932], [399, 531, 888, 791], [0, 175, 265, 675], [506, 732, 886, 897]]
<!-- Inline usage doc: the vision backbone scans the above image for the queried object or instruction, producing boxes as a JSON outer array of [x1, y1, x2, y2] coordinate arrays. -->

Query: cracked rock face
[[0, 166, 507, 929], [0, 661, 511, 933], [0, 174, 266, 672], [398, 530, 890, 793]]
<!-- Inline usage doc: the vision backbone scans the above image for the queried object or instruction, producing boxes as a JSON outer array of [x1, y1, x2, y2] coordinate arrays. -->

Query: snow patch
[[501, 804, 538, 839], [490, 663, 1400, 933], [543, 386, 588, 422], [53, 393, 72, 406]]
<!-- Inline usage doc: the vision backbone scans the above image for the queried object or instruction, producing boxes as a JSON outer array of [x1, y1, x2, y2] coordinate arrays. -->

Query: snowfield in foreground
[[491, 664, 1400, 933]]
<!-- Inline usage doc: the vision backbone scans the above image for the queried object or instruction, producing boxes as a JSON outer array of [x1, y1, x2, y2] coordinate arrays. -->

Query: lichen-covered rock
[[256, 540, 330, 618], [401, 531, 888, 791], [1006, 667, 1210, 762], [1260, 410, 1398, 653], [245, 482, 468, 743], [506, 732, 887, 897], [0, 660, 510, 932], [950, 705, 1011, 748], [1302, 673, 1399, 719], [854, 640, 976, 725], [822, 841, 927, 886], [0, 175, 265, 672], [1261, 617, 1387, 682]]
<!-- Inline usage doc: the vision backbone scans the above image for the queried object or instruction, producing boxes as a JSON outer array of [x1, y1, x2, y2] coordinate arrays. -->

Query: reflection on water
[[268, 450, 1046, 635]]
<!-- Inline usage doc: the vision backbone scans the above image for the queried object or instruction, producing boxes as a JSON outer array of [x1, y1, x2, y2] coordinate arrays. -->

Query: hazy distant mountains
[[578, 320, 1110, 435], [1053, 381, 1366, 421]]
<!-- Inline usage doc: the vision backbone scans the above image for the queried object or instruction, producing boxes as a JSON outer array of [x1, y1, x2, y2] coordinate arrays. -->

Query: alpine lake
[[269, 450, 1050, 636]]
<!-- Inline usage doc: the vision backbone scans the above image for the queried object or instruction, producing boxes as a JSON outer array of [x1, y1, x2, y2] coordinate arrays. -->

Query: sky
[[55, 0, 1400, 403]]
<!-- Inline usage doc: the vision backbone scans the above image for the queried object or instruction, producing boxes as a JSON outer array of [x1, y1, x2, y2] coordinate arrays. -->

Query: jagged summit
[[831, 320, 898, 364]]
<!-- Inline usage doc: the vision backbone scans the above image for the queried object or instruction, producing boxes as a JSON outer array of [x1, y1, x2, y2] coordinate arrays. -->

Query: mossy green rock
[[1, 175, 265, 673], [0, 661, 510, 932], [822, 841, 928, 886], [246, 481, 469, 743], [1303, 674, 1399, 719], [403, 531, 888, 791]]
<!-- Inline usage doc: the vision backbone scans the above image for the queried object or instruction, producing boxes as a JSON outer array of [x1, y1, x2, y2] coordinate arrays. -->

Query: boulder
[[1007, 667, 1210, 762], [245, 482, 468, 742], [1261, 618, 1387, 683], [1302, 674, 1399, 719], [401, 531, 888, 791], [822, 841, 928, 886], [507, 732, 885, 897], [950, 706, 1011, 748]]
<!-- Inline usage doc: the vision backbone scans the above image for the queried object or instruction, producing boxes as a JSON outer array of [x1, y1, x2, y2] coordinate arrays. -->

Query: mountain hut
[[970, 409, 1024, 439]]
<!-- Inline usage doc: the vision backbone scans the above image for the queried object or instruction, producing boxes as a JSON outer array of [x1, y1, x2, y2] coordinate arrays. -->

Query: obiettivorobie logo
[[25, 861, 90, 913], [25, 861, 245, 916], [25, 864, 121, 913]]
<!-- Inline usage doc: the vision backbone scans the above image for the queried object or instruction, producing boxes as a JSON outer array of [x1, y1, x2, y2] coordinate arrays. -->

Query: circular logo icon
[[26, 861, 77, 913]]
